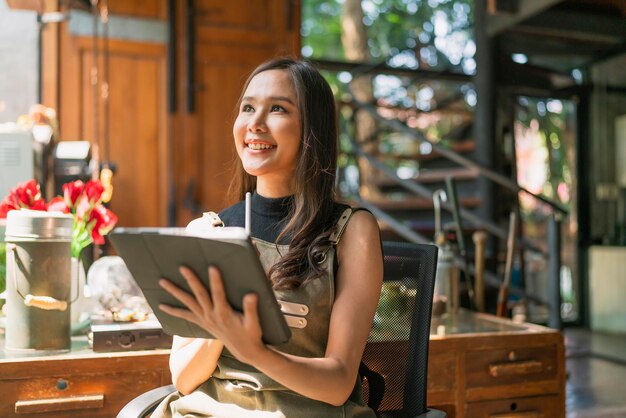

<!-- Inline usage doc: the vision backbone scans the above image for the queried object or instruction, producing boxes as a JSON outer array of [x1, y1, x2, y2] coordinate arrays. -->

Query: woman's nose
[[248, 113, 267, 132]]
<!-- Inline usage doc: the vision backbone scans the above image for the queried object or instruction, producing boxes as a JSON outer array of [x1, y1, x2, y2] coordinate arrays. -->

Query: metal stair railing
[[318, 58, 568, 327], [355, 195, 545, 305], [350, 97, 568, 215], [349, 140, 546, 256]]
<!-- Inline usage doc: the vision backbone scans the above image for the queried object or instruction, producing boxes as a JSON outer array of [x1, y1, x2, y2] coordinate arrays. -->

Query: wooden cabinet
[[362, 310, 565, 418], [464, 395, 561, 418], [0, 338, 170, 418], [0, 310, 564, 418], [428, 311, 565, 418]]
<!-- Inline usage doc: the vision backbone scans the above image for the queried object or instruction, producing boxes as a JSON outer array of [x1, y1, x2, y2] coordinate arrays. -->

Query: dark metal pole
[[548, 213, 562, 329], [473, 0, 496, 224], [167, 0, 177, 226], [576, 87, 591, 327]]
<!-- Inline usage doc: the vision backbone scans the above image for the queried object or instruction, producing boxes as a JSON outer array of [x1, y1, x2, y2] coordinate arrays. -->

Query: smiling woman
[[233, 69, 302, 197], [151, 58, 383, 418]]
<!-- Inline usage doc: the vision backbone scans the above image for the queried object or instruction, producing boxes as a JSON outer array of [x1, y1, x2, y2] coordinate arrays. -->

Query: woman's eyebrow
[[242, 95, 295, 105]]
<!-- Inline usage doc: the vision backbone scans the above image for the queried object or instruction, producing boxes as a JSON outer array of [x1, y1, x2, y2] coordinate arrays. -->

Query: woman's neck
[[256, 176, 293, 198]]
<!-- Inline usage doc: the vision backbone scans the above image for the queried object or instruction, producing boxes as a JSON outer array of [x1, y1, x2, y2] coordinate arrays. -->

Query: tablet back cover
[[110, 229, 291, 345]]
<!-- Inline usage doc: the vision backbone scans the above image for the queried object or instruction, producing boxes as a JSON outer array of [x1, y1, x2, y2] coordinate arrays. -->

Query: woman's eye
[[242, 104, 254, 112], [271, 105, 285, 112]]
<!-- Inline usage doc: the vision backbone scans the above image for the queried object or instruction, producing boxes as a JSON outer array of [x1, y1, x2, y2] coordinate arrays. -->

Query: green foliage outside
[[303, 1, 574, 206], [303, 0, 478, 186], [515, 97, 575, 216], [515, 98, 579, 320], [303, 0, 475, 73]]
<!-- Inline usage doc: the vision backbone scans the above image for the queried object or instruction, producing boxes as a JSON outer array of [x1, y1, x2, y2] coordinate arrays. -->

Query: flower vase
[[70, 257, 91, 326]]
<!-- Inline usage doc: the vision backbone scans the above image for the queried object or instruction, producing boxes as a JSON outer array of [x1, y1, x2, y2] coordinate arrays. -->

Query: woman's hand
[[159, 266, 267, 364]]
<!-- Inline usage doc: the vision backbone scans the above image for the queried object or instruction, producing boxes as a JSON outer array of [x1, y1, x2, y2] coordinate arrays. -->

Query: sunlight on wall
[[0, 0, 38, 123]]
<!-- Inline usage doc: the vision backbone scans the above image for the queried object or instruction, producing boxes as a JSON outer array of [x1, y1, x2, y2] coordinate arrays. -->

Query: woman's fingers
[[179, 266, 213, 313], [208, 266, 230, 313], [160, 266, 261, 346], [159, 278, 202, 316], [158, 303, 200, 326], [242, 293, 260, 332]]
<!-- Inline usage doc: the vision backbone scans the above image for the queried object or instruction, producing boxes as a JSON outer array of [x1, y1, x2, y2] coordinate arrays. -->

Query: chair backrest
[[361, 241, 438, 417]]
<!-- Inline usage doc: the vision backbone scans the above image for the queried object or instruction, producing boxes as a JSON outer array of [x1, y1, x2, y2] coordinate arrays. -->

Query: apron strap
[[329, 208, 354, 245]]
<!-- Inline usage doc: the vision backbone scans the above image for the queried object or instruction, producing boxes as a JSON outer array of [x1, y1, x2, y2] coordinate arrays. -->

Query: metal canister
[[4, 209, 74, 352], [432, 189, 455, 316], [434, 241, 457, 315]]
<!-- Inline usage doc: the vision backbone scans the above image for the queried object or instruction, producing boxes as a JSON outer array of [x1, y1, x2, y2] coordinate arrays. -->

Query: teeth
[[247, 143, 274, 150]]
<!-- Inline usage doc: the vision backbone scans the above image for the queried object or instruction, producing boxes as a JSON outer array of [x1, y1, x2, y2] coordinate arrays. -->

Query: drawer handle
[[15, 394, 104, 414], [489, 411, 541, 418], [489, 360, 543, 377]]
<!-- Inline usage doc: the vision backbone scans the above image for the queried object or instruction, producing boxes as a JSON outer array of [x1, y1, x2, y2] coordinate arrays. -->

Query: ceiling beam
[[514, 10, 626, 43], [580, 40, 626, 69], [499, 33, 607, 56], [486, 0, 566, 36]]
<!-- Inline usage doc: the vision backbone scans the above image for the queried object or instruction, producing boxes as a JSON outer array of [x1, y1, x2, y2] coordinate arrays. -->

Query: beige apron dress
[[153, 208, 376, 418]]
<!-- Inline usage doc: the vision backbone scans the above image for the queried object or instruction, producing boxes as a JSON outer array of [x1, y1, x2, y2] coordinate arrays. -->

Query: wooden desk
[[0, 310, 564, 418], [0, 337, 171, 418], [363, 309, 566, 418]]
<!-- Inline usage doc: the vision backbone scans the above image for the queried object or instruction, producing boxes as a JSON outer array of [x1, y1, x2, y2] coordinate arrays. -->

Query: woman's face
[[233, 69, 301, 186]]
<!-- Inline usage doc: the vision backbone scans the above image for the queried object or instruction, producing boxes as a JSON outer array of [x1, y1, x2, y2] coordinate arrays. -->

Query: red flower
[[0, 179, 47, 218], [88, 204, 118, 244], [1, 178, 118, 257], [63, 180, 84, 209], [47, 196, 69, 213], [84, 180, 104, 204], [74, 195, 93, 221], [0, 195, 19, 217]]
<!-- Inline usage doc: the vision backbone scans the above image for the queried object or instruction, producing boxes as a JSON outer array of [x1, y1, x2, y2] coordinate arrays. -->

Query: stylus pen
[[245, 192, 252, 236]]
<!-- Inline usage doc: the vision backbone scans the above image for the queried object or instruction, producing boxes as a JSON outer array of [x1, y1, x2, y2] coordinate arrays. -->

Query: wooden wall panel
[[58, 32, 167, 227], [173, 0, 301, 224], [108, 0, 166, 19], [196, 46, 277, 212], [45, 0, 299, 227]]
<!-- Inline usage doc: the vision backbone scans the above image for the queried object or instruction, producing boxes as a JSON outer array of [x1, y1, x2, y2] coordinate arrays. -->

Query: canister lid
[[5, 209, 73, 241]]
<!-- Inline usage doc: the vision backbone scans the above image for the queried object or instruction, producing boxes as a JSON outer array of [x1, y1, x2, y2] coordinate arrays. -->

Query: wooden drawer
[[0, 370, 164, 418], [428, 350, 456, 393], [465, 395, 561, 418], [466, 345, 558, 389]]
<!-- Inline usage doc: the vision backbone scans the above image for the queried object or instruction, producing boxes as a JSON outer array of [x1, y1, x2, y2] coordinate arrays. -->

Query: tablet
[[109, 227, 291, 345]]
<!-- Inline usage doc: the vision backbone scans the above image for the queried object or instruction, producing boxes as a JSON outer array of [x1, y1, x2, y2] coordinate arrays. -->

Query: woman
[[155, 58, 383, 418]]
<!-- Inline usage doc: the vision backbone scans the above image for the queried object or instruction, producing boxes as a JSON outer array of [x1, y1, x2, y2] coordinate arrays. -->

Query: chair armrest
[[116, 384, 176, 418], [414, 408, 447, 418]]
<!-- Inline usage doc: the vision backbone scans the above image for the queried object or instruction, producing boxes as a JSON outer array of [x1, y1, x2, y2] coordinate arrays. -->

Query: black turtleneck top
[[218, 191, 349, 245]]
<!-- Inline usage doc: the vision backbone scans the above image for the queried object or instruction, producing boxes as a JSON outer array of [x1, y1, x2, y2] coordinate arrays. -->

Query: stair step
[[374, 168, 479, 188], [363, 196, 481, 211], [378, 222, 482, 241], [380, 139, 476, 162]]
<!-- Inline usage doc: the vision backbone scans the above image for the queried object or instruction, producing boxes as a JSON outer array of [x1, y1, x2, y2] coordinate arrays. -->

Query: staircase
[[372, 139, 481, 241], [316, 59, 567, 324]]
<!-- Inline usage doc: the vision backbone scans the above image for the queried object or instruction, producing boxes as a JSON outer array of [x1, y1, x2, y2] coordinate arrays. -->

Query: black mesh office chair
[[117, 241, 445, 418], [360, 241, 445, 418]]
